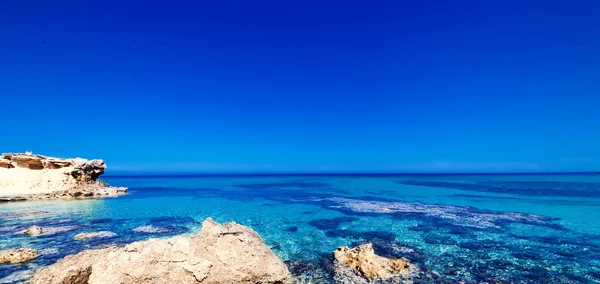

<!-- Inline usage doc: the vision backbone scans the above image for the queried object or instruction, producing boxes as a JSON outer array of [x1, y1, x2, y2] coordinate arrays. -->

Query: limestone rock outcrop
[[333, 243, 413, 282], [24, 226, 43, 237], [0, 153, 126, 201], [0, 248, 40, 264], [31, 218, 289, 284]]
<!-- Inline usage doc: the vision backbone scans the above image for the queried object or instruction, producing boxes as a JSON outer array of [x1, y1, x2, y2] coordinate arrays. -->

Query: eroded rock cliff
[[0, 153, 126, 201], [31, 218, 289, 284]]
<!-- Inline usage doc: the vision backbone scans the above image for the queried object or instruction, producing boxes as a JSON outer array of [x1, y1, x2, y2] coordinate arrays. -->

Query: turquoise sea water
[[1, 174, 600, 283]]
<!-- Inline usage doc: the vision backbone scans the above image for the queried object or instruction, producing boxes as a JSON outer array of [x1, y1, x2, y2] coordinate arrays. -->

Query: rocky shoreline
[[0, 153, 126, 202], [0, 154, 419, 282], [16, 218, 413, 283], [31, 218, 289, 284]]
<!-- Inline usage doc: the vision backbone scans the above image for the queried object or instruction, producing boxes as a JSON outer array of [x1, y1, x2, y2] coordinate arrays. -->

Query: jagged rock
[[24, 226, 43, 236], [74, 231, 117, 241], [333, 243, 413, 281], [0, 248, 40, 264], [0, 152, 127, 201], [31, 218, 289, 284]]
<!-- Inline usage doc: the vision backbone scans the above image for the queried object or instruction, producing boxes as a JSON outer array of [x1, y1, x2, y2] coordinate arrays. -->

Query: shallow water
[[1, 174, 600, 283]]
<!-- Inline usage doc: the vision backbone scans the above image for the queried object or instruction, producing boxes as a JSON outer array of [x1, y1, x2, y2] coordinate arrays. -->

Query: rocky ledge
[[0, 153, 126, 201], [31, 218, 289, 284]]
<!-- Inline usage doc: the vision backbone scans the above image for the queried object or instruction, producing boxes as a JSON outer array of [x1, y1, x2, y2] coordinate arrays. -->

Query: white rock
[[24, 225, 43, 236], [0, 152, 127, 201]]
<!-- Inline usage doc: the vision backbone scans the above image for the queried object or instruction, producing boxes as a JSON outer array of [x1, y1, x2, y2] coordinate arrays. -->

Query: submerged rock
[[73, 231, 117, 241], [308, 216, 359, 230], [285, 226, 299, 233], [324, 197, 560, 230], [32, 218, 289, 284], [132, 225, 170, 233], [0, 248, 40, 264], [333, 243, 413, 281], [0, 152, 127, 202], [24, 225, 43, 236]]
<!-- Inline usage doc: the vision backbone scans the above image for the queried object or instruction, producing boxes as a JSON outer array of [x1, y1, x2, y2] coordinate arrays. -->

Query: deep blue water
[[1, 174, 600, 283]]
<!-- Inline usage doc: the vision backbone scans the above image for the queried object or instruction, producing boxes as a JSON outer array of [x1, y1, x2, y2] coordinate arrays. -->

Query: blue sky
[[1, 0, 599, 173]]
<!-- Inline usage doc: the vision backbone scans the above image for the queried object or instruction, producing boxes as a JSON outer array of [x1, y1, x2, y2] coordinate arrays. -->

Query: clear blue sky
[[1, 0, 599, 173]]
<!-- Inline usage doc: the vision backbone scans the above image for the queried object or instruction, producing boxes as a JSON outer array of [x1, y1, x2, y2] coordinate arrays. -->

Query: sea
[[1, 174, 600, 283]]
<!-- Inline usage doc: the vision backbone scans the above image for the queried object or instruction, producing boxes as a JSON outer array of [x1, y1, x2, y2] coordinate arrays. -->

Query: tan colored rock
[[24, 225, 43, 237], [0, 248, 40, 264], [333, 243, 412, 281], [12, 155, 45, 170], [0, 158, 13, 169], [0, 152, 127, 201], [74, 231, 117, 241], [46, 160, 72, 169], [31, 218, 289, 284]]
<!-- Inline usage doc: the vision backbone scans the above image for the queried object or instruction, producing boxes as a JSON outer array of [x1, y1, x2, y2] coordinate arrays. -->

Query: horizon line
[[104, 171, 600, 178]]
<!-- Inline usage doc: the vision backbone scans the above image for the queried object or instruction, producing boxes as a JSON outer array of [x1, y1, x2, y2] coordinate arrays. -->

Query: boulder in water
[[0, 248, 40, 264], [24, 225, 43, 237], [333, 243, 413, 281], [32, 218, 289, 283]]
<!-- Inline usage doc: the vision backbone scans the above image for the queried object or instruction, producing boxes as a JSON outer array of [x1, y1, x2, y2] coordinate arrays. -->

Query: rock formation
[[24, 226, 43, 237], [0, 153, 126, 201], [31, 218, 289, 284], [0, 248, 40, 264], [333, 243, 413, 282]]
